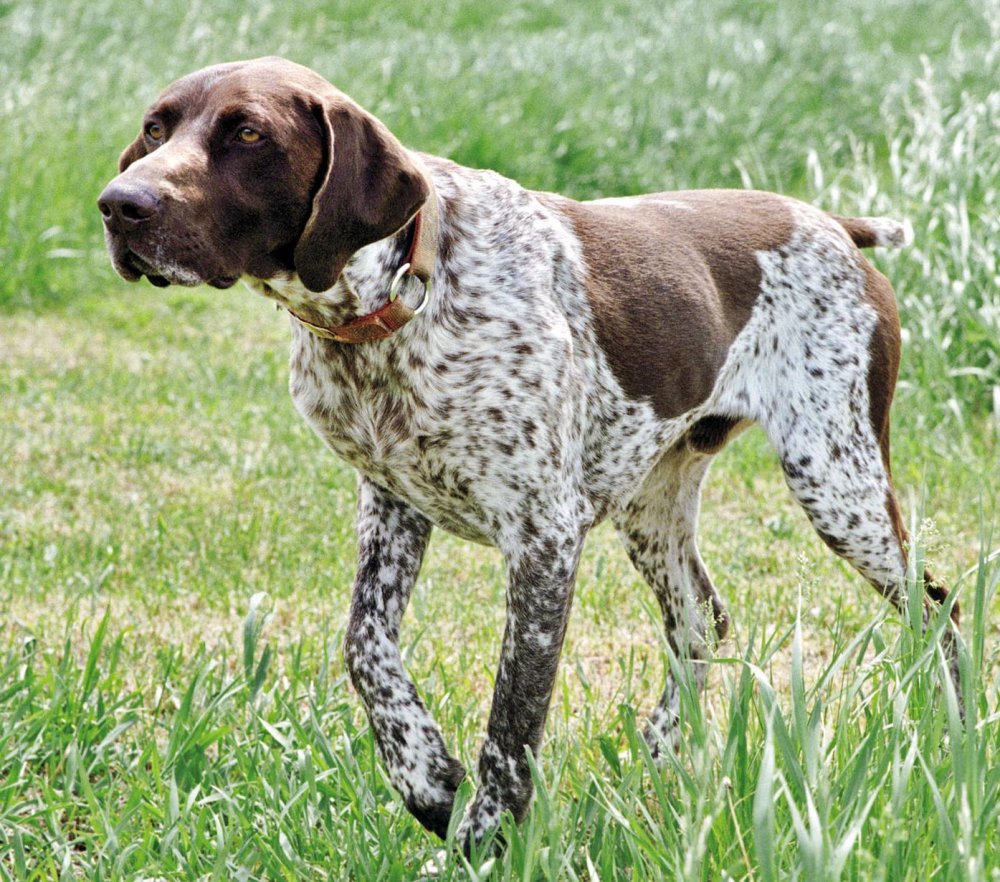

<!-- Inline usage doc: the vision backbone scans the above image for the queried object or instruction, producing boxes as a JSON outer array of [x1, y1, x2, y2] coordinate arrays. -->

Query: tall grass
[[1, 535, 996, 879]]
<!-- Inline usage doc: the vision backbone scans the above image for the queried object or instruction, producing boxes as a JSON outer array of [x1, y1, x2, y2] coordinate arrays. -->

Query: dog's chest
[[288, 332, 532, 543]]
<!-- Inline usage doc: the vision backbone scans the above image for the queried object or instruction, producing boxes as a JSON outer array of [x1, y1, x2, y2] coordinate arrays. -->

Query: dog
[[98, 56, 959, 850]]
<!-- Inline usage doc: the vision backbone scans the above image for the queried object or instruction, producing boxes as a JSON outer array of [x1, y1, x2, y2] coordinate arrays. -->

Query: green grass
[[1, 0, 999, 878]]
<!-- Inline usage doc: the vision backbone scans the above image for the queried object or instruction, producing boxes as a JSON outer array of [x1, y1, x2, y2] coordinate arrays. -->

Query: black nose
[[98, 180, 161, 231]]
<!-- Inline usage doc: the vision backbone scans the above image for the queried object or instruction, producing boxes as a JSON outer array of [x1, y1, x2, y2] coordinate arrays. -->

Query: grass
[[1, 0, 999, 878]]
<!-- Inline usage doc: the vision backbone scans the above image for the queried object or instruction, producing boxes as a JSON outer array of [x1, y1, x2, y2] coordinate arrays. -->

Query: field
[[1, 0, 999, 878]]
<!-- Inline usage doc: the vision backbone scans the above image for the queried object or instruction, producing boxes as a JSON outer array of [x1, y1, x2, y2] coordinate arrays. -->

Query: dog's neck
[[248, 174, 440, 339], [244, 223, 414, 329]]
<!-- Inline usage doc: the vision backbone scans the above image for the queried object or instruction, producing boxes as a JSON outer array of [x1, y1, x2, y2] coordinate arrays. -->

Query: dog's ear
[[118, 132, 147, 172], [294, 97, 429, 293]]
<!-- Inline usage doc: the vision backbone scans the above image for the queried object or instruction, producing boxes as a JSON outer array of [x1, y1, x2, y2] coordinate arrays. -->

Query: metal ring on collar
[[388, 262, 432, 315]]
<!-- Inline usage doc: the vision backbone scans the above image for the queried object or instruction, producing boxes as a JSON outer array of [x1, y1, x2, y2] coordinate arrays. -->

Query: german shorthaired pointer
[[98, 57, 959, 850]]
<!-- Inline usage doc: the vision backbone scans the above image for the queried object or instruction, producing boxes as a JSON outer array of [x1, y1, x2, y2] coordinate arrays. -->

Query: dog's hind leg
[[766, 382, 962, 700], [614, 438, 731, 757], [344, 477, 465, 839], [755, 262, 961, 695]]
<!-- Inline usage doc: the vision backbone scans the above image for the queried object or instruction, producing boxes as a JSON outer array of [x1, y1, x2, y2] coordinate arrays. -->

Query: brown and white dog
[[99, 57, 959, 850]]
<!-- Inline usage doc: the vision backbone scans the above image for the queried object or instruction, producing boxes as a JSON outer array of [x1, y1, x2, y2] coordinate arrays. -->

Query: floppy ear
[[294, 98, 429, 293], [118, 132, 147, 172]]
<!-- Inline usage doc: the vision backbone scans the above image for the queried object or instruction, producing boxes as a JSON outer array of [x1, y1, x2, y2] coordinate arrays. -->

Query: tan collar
[[287, 178, 439, 344]]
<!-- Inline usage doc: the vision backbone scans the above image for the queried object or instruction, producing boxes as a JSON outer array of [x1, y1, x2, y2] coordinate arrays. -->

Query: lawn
[[1, 0, 998, 879]]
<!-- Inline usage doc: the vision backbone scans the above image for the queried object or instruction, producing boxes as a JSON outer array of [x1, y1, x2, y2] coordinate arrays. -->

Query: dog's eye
[[145, 122, 164, 141], [236, 127, 262, 144]]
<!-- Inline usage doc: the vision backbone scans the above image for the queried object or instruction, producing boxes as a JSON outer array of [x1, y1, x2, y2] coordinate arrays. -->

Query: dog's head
[[98, 57, 429, 292]]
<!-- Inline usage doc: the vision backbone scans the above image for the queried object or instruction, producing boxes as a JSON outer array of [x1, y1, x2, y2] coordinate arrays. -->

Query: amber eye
[[145, 122, 164, 141], [236, 127, 261, 144]]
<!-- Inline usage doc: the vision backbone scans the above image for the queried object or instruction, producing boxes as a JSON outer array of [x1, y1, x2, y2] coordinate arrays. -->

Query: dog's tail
[[832, 215, 914, 249]]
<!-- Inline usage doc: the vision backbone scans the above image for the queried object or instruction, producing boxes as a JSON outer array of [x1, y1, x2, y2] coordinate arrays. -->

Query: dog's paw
[[405, 756, 467, 839], [455, 792, 505, 857], [407, 798, 454, 840]]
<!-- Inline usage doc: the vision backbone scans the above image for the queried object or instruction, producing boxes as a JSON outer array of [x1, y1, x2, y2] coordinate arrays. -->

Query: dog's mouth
[[118, 247, 238, 290], [121, 250, 169, 287]]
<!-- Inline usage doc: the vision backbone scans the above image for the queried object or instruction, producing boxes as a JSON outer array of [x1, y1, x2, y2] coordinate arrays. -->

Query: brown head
[[98, 57, 429, 292]]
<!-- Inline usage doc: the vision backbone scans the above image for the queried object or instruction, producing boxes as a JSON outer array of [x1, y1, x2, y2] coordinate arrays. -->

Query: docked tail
[[833, 214, 914, 249]]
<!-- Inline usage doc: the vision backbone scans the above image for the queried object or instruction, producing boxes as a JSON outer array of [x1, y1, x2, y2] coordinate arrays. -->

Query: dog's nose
[[98, 180, 161, 230]]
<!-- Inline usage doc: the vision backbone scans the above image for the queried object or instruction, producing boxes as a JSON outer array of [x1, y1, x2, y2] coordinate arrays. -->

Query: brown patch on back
[[541, 190, 795, 419]]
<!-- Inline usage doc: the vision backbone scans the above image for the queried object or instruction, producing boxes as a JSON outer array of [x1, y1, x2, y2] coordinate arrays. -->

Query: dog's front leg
[[458, 521, 586, 851], [344, 477, 466, 838]]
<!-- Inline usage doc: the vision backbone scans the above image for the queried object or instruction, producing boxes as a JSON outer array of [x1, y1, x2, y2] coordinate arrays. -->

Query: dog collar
[[286, 181, 439, 344]]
